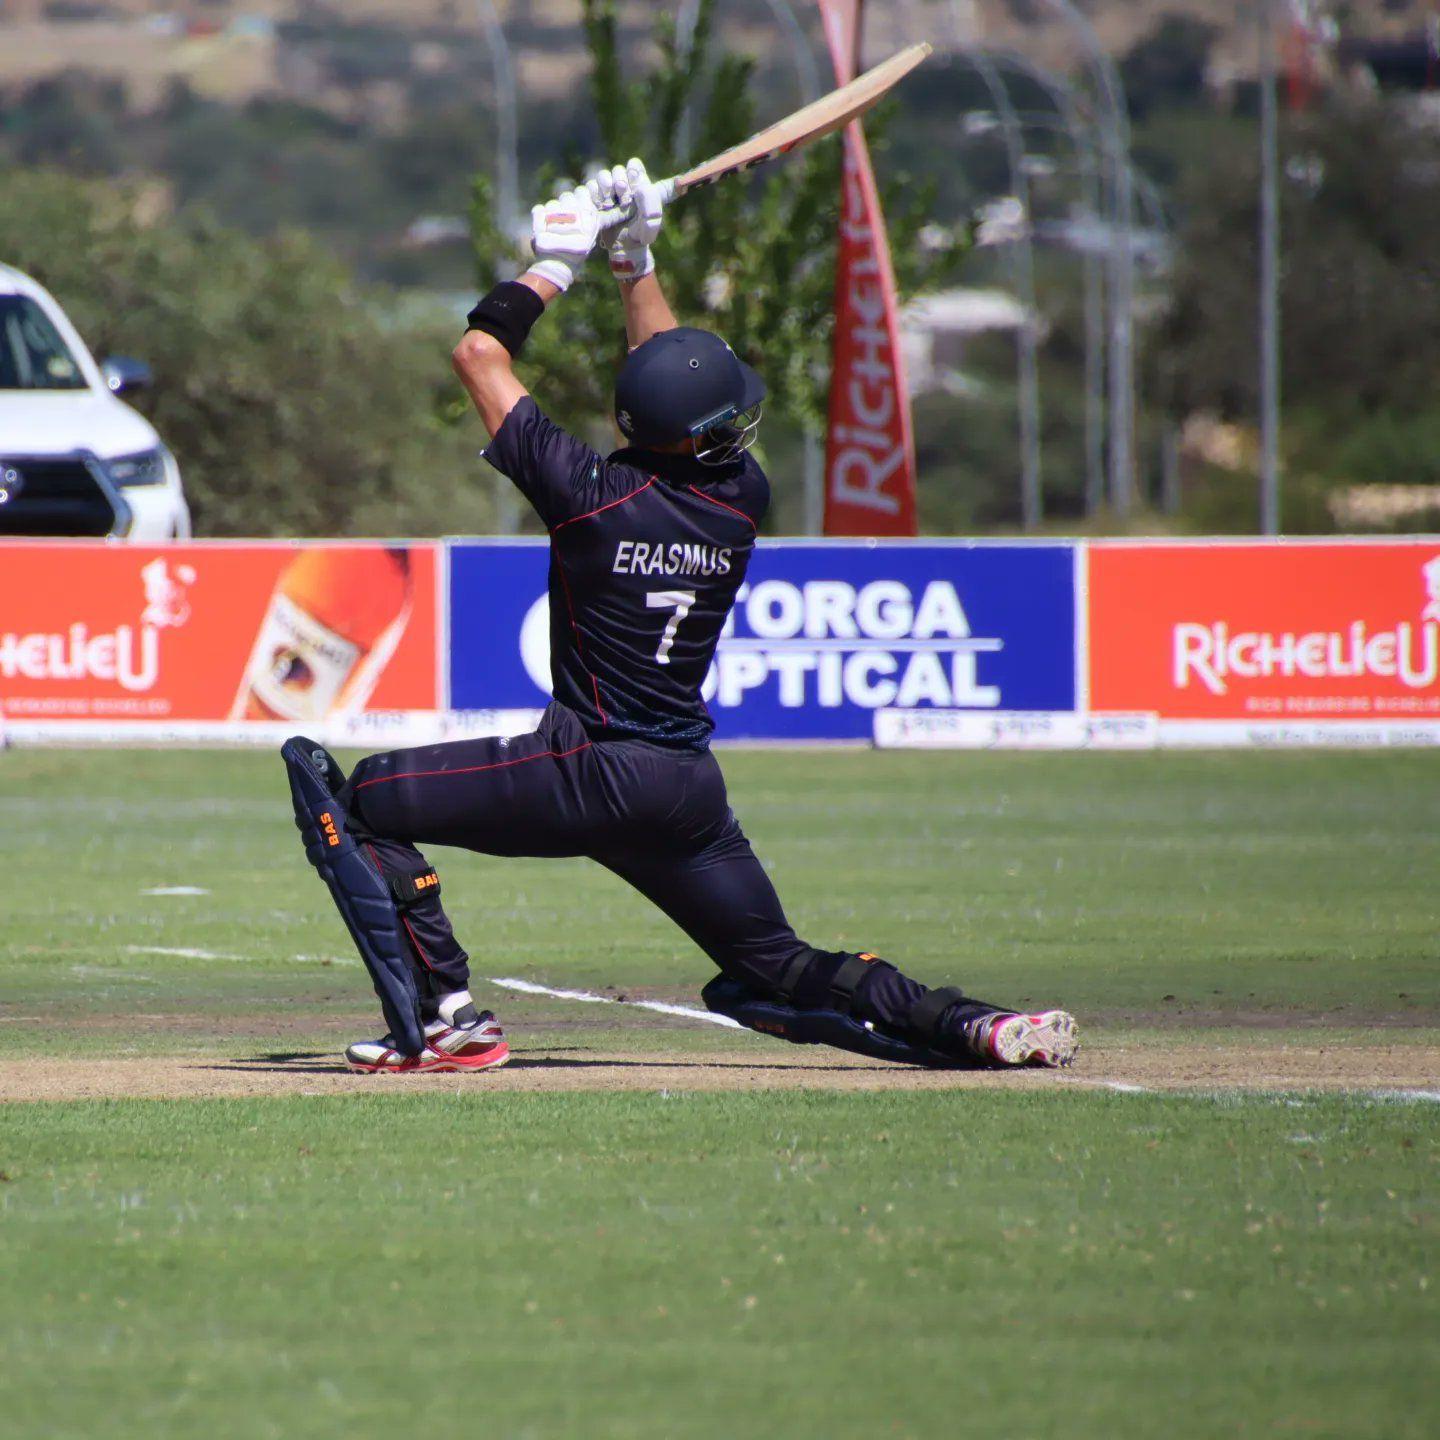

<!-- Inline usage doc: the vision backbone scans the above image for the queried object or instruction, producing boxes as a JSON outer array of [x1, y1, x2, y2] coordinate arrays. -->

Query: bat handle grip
[[594, 176, 680, 235], [594, 201, 635, 236]]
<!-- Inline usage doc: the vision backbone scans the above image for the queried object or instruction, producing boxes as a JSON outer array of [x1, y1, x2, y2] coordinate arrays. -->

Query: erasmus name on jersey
[[484, 396, 769, 749]]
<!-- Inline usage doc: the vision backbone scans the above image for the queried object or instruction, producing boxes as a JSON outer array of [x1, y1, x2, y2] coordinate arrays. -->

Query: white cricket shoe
[[345, 1004, 509, 1074], [967, 1010, 1079, 1068]]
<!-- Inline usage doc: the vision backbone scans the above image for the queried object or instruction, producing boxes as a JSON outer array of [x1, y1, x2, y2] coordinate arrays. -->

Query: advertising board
[[449, 540, 1079, 742], [0, 541, 442, 742], [7, 535, 1434, 749], [1087, 540, 1440, 744]]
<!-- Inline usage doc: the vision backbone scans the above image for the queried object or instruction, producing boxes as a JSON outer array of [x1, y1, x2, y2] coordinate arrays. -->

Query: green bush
[[0, 167, 491, 538]]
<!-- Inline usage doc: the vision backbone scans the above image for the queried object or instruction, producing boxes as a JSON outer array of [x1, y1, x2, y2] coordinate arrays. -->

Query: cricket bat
[[594, 41, 933, 231]]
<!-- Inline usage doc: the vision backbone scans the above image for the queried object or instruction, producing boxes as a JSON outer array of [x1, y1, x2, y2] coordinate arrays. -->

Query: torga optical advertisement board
[[449, 539, 1080, 743], [0, 541, 445, 745]]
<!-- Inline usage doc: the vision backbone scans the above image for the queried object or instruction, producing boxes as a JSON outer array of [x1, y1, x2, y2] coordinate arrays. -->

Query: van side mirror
[[101, 356, 154, 394]]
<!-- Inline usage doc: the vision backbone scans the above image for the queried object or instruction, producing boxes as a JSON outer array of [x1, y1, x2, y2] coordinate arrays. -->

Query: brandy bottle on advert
[[232, 547, 413, 721]]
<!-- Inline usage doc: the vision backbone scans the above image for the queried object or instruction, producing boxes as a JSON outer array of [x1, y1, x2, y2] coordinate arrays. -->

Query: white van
[[0, 263, 192, 540]]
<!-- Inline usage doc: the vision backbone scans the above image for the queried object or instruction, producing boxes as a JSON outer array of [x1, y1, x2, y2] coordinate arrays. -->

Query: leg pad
[[700, 976, 977, 1070], [282, 736, 425, 1057]]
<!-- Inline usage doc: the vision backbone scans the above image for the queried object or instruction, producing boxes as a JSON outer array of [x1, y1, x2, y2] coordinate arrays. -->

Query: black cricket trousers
[[341, 702, 810, 1009]]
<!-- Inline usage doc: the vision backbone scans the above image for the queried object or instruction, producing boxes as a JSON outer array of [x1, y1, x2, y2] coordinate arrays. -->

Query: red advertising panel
[[1089, 541, 1440, 722], [0, 542, 439, 727]]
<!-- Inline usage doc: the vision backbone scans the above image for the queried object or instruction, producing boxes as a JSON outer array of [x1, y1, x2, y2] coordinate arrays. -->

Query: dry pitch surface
[[5, 1028, 1437, 1101]]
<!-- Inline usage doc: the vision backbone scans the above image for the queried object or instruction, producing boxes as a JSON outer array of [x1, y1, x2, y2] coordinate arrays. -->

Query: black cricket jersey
[[483, 396, 769, 749]]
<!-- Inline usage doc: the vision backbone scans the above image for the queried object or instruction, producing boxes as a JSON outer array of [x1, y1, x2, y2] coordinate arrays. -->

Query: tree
[[464, 0, 971, 472], [1161, 99, 1440, 421], [0, 167, 490, 538], [0, 69, 129, 174], [1119, 16, 1218, 121], [1156, 97, 1440, 527]]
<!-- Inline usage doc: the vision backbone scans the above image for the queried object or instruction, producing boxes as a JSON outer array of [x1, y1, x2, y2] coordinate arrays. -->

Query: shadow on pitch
[[203, 1049, 899, 1075], [501, 1056, 900, 1073]]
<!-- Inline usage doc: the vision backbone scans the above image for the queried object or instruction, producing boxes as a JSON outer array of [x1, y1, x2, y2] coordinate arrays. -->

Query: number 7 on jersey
[[647, 589, 696, 665]]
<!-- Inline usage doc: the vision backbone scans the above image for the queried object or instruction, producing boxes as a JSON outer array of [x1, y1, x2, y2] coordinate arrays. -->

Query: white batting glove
[[586, 157, 665, 281], [528, 187, 601, 292]]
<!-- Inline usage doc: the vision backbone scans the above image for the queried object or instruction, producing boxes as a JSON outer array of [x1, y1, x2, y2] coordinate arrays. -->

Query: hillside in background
[[2, 0, 1437, 537], [1, 1, 1436, 109]]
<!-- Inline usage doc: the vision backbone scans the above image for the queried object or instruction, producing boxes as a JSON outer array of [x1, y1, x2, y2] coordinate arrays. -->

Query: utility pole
[[984, 50, 1108, 518], [966, 51, 1044, 530], [475, 0, 521, 241], [1259, 0, 1283, 535], [933, 3, 1043, 527], [1039, 0, 1136, 518]]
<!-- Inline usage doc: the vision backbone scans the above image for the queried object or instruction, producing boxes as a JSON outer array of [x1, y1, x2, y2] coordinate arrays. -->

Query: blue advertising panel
[[448, 540, 1079, 741]]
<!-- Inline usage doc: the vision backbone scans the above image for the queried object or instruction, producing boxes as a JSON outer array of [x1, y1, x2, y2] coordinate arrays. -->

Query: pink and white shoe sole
[[985, 1010, 1079, 1068], [346, 1025, 510, 1075], [346, 1042, 510, 1075]]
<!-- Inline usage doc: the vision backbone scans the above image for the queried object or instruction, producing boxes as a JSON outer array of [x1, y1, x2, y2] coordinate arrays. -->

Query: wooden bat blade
[[671, 41, 933, 196]]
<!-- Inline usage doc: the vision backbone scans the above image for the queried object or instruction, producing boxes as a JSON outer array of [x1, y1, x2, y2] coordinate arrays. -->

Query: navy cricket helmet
[[614, 326, 766, 464]]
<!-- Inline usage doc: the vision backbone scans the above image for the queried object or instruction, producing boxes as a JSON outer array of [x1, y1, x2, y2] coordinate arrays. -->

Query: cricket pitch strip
[[3, 1040, 1437, 1102]]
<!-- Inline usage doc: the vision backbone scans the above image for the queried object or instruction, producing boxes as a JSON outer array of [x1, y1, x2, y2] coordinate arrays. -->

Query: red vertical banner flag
[[1282, 17, 1318, 111], [816, 0, 919, 536]]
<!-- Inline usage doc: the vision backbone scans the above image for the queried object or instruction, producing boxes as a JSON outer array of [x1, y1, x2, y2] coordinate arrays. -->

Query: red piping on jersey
[[545, 477, 660, 727], [549, 478, 655, 534], [687, 484, 756, 530], [552, 553, 607, 724], [353, 741, 593, 792]]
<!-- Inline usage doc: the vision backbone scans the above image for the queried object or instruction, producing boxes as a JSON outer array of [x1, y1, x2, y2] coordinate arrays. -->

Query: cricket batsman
[[282, 160, 1078, 1074]]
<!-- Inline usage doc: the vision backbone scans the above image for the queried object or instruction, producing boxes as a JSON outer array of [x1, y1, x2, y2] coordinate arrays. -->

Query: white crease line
[[141, 887, 211, 897], [123, 946, 356, 967], [126, 945, 243, 961], [487, 975, 742, 1029], [1087, 1086, 1440, 1104]]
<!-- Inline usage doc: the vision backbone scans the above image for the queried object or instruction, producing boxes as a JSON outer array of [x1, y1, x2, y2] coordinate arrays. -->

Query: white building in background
[[900, 288, 1031, 397]]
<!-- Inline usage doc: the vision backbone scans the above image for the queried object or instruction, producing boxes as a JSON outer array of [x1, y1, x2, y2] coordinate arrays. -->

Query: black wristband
[[465, 281, 546, 358]]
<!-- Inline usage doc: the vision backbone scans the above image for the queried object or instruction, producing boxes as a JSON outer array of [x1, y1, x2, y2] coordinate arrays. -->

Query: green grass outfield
[[1, 747, 1437, 1438]]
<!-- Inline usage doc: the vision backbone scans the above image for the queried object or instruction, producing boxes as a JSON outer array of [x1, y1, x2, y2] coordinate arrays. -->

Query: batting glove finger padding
[[528, 187, 601, 292], [598, 157, 664, 280]]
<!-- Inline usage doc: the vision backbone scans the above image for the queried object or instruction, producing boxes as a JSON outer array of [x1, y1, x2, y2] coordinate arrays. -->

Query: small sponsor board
[[875, 709, 1158, 750]]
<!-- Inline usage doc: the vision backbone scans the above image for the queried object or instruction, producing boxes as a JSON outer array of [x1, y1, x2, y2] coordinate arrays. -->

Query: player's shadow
[[207, 1050, 902, 1075], [500, 1056, 901, 1073], [207, 1046, 597, 1075], [205, 1053, 348, 1074]]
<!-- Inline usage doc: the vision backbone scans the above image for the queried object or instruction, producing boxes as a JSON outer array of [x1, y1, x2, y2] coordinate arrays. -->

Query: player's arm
[[451, 188, 601, 438], [588, 158, 676, 350], [450, 272, 555, 438], [618, 273, 678, 351]]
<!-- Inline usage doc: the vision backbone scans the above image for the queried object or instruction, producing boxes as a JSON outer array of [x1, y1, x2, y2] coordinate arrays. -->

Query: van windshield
[[0, 296, 88, 390]]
